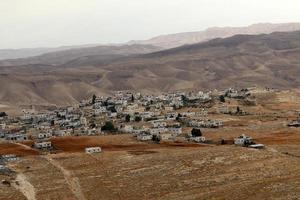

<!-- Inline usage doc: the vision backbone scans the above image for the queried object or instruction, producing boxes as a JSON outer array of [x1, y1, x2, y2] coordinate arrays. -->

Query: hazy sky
[[1, 0, 300, 49]]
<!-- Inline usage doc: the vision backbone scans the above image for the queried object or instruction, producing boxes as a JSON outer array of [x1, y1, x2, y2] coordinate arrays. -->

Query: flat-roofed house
[[85, 147, 102, 154], [34, 141, 52, 149]]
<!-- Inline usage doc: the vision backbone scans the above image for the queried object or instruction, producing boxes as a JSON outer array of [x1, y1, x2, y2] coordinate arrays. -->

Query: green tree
[[101, 121, 115, 131], [125, 114, 131, 122], [219, 95, 225, 103], [0, 112, 7, 117], [135, 116, 142, 122], [92, 94, 97, 105], [176, 113, 182, 121], [152, 135, 160, 143], [191, 128, 202, 137]]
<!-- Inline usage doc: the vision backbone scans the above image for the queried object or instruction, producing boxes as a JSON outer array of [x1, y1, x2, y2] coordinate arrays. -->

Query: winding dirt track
[[44, 155, 86, 200], [12, 173, 36, 200]]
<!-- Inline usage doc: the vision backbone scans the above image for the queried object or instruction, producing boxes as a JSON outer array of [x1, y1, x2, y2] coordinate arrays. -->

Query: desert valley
[[1, 7, 300, 199]]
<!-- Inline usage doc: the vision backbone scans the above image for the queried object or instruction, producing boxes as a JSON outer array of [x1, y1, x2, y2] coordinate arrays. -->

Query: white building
[[164, 106, 174, 111], [34, 141, 52, 149], [137, 134, 153, 141], [234, 135, 253, 146], [53, 130, 69, 137], [80, 117, 87, 127], [5, 134, 27, 142], [181, 112, 196, 117], [132, 129, 147, 136], [190, 136, 206, 143], [1, 154, 19, 162], [66, 106, 74, 113], [168, 127, 182, 135], [94, 107, 107, 115], [165, 112, 178, 121], [151, 120, 167, 128], [85, 147, 102, 154], [93, 102, 103, 109], [150, 128, 168, 135], [122, 125, 133, 133], [37, 132, 52, 139], [159, 133, 173, 141]]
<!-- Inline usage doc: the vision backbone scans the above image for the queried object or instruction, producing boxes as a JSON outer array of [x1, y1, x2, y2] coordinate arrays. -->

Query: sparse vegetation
[[0, 112, 7, 117], [191, 128, 202, 137], [101, 121, 116, 131], [92, 94, 96, 105], [125, 114, 131, 122], [219, 95, 225, 103]]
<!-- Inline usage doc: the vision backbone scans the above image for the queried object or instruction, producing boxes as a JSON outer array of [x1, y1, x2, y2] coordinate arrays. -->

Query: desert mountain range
[[1, 23, 300, 107], [129, 22, 300, 48], [1, 22, 300, 60]]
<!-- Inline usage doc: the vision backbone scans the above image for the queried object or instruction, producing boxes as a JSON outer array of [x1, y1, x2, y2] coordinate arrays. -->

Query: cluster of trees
[[152, 135, 160, 143], [101, 121, 116, 131], [191, 128, 202, 137], [0, 112, 7, 117], [219, 95, 225, 103], [125, 114, 131, 122], [92, 94, 97, 105], [134, 116, 142, 122], [176, 113, 182, 121], [125, 114, 142, 122]]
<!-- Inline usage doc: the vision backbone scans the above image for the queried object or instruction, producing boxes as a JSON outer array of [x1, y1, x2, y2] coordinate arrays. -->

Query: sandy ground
[[3, 144, 298, 200], [12, 173, 36, 200], [44, 155, 86, 200], [0, 90, 300, 199]]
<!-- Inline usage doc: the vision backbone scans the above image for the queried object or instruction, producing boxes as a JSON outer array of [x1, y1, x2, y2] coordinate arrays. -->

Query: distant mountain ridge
[[1, 22, 300, 60], [0, 44, 162, 67], [0, 44, 107, 60], [1, 31, 300, 107], [128, 22, 300, 48]]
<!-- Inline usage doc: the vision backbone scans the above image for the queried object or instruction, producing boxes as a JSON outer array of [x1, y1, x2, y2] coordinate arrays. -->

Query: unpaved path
[[12, 173, 36, 200], [15, 142, 34, 150], [44, 155, 86, 200]]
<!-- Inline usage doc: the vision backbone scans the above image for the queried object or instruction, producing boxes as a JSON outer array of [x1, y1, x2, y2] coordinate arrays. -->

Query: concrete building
[[34, 141, 52, 149], [234, 135, 253, 146], [85, 147, 102, 154], [137, 133, 153, 141]]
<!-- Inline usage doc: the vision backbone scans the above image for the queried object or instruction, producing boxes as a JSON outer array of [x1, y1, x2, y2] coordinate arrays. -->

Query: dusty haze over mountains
[[1, 23, 300, 60], [1, 29, 300, 108], [129, 23, 300, 48], [2, 0, 300, 49], [1, 0, 300, 109]]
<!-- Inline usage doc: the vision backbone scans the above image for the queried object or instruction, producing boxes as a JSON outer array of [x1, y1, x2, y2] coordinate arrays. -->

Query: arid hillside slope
[[1, 22, 300, 60], [1, 31, 300, 107], [0, 44, 162, 67]]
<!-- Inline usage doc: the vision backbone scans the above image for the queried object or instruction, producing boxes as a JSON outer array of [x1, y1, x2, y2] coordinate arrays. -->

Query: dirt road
[[12, 173, 36, 200], [44, 155, 86, 200]]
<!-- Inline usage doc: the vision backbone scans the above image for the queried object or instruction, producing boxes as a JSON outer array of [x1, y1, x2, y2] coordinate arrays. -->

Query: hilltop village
[[1, 86, 300, 199], [1, 87, 279, 154]]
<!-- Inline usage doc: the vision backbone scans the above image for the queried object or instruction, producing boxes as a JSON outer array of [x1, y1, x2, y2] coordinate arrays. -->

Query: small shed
[[234, 134, 253, 146], [190, 136, 206, 143], [34, 141, 52, 149], [85, 147, 102, 154], [1, 154, 19, 162], [137, 134, 153, 141], [159, 133, 173, 141]]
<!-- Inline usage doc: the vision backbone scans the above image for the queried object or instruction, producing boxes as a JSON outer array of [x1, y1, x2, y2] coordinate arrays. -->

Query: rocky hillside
[[1, 31, 300, 106]]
